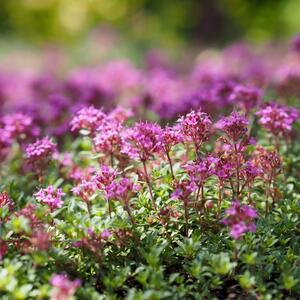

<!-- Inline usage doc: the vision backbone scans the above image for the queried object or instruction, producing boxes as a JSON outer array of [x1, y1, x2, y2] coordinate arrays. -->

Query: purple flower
[[94, 165, 118, 190], [70, 106, 106, 135], [229, 85, 262, 112], [216, 111, 249, 142], [222, 201, 257, 239], [171, 179, 197, 202], [50, 274, 81, 300], [2, 113, 39, 142], [256, 102, 299, 137], [93, 119, 123, 155], [106, 177, 140, 203], [183, 156, 214, 187], [34, 186, 65, 211], [71, 179, 97, 204], [25, 137, 57, 161], [177, 110, 212, 153], [157, 125, 183, 153], [121, 122, 162, 161]]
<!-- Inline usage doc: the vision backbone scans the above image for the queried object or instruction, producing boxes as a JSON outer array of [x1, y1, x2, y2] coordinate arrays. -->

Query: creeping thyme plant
[[1, 37, 300, 299]]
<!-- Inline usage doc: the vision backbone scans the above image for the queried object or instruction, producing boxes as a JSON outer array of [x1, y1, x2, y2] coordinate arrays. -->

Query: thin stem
[[142, 160, 157, 211], [217, 184, 223, 218], [184, 200, 189, 236], [166, 150, 175, 180], [86, 200, 92, 218], [234, 143, 240, 199], [106, 198, 112, 218], [124, 203, 135, 226], [195, 185, 202, 225]]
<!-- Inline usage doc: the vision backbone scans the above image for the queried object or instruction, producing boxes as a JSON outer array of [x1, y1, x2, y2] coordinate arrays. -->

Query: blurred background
[[1, 0, 300, 65]]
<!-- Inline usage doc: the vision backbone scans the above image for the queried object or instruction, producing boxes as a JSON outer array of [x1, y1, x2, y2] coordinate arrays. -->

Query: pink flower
[[0, 191, 14, 212], [93, 119, 123, 155], [101, 229, 112, 239], [171, 179, 197, 203], [106, 177, 140, 203], [216, 111, 249, 142], [183, 156, 214, 187], [50, 274, 80, 300], [157, 125, 183, 153], [70, 106, 106, 135], [229, 85, 262, 112], [256, 102, 299, 137], [34, 186, 65, 211], [14, 204, 44, 229], [108, 106, 133, 124], [222, 201, 257, 239], [177, 110, 212, 153], [2, 113, 39, 141], [25, 137, 57, 161], [121, 122, 162, 161], [94, 165, 118, 190]]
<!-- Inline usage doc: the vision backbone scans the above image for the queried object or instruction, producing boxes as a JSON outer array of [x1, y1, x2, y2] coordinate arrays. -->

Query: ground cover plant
[[0, 37, 300, 299]]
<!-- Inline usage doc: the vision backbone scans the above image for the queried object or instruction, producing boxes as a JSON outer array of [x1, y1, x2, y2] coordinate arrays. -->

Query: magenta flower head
[[50, 273, 81, 300], [121, 122, 162, 162], [256, 102, 299, 137], [177, 110, 212, 153], [34, 186, 65, 211], [70, 106, 106, 135], [183, 156, 214, 187], [157, 125, 183, 153], [108, 106, 133, 124], [72, 179, 97, 200], [229, 85, 262, 112], [93, 119, 123, 155], [106, 177, 140, 203], [94, 165, 118, 190], [26, 136, 57, 162], [222, 201, 258, 239], [171, 179, 197, 203], [2, 113, 39, 142], [215, 111, 249, 142]]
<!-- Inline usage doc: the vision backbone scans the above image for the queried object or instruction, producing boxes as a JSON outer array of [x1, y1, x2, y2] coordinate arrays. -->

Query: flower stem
[[166, 150, 175, 180], [142, 160, 157, 211]]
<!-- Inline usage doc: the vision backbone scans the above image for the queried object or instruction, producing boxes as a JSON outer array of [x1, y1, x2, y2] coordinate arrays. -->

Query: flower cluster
[[25, 137, 57, 162], [229, 85, 262, 112], [216, 111, 249, 142], [70, 106, 106, 135], [50, 274, 81, 300], [222, 201, 258, 239], [2, 113, 39, 142], [121, 122, 162, 161], [34, 186, 65, 211], [256, 102, 299, 137], [177, 110, 212, 153], [0, 191, 14, 212]]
